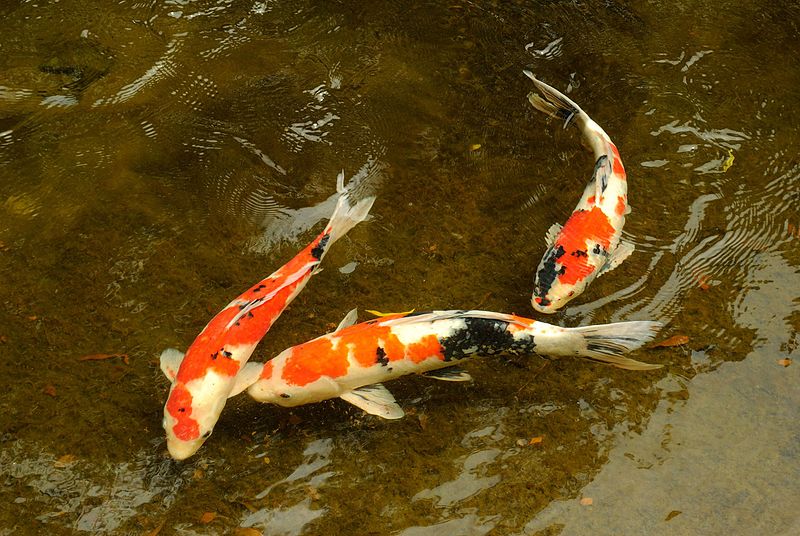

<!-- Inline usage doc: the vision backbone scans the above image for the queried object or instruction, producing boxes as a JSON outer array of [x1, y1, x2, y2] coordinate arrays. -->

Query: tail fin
[[572, 321, 663, 370], [523, 70, 583, 129], [324, 170, 376, 245]]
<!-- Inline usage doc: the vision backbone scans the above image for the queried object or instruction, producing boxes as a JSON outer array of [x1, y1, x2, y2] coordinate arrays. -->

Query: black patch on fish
[[280, 393, 291, 398], [439, 318, 537, 362], [252, 284, 267, 293], [178, 407, 185, 413], [593, 155, 609, 193], [572, 249, 588, 257], [535, 244, 565, 302], [211, 352, 218, 360], [311, 234, 330, 260], [592, 243, 607, 256], [376, 347, 389, 366]]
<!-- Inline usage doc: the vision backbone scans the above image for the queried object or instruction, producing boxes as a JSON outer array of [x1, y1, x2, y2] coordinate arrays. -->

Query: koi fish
[[244, 309, 661, 418], [160, 172, 375, 460], [524, 71, 635, 313]]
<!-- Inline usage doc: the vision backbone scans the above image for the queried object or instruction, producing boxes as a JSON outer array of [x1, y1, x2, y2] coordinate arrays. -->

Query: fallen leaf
[[580, 497, 593, 506], [78, 353, 129, 365], [143, 520, 166, 536], [234, 528, 262, 536], [696, 274, 711, 291], [777, 358, 792, 367], [665, 510, 682, 521], [469, 143, 482, 151], [0, 335, 7, 344], [418, 414, 429, 430], [529, 436, 544, 445], [199, 512, 217, 524], [365, 309, 415, 318], [788, 223, 798, 238], [651, 335, 690, 348], [27, 315, 38, 321], [262, 456, 271, 464], [192, 469, 205, 480], [307, 486, 320, 500], [721, 149, 735, 172], [54, 454, 77, 467], [43, 384, 57, 397]]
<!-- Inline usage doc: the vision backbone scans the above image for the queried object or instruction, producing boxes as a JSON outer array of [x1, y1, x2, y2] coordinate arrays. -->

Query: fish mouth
[[166, 437, 204, 461], [531, 296, 558, 314]]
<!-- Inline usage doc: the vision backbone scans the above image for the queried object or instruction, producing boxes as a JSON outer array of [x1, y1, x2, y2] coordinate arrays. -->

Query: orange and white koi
[[244, 310, 661, 418], [525, 72, 635, 313], [159, 172, 375, 460]]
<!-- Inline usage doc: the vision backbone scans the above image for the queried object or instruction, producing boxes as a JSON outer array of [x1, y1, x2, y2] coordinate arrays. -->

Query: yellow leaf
[[721, 149, 735, 172], [529, 436, 544, 445], [469, 143, 482, 151], [365, 309, 415, 318], [777, 358, 792, 367], [580, 497, 593, 506]]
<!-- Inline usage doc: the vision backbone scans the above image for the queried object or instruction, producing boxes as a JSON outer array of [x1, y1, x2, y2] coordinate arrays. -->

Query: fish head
[[531, 243, 593, 313], [162, 375, 229, 461]]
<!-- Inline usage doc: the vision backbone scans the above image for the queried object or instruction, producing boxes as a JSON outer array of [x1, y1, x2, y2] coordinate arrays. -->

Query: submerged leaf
[[652, 335, 689, 348], [721, 149, 735, 172], [777, 358, 792, 367], [365, 309, 415, 318], [78, 353, 130, 364], [200, 512, 217, 524], [580, 497, 593, 506]]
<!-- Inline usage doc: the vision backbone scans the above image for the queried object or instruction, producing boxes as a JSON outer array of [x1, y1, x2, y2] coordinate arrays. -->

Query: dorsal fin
[[335, 308, 359, 331]]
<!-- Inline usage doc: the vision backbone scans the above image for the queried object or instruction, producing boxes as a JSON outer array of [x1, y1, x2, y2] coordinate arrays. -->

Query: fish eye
[[568, 291, 575, 297], [280, 393, 291, 399], [202, 430, 212, 439]]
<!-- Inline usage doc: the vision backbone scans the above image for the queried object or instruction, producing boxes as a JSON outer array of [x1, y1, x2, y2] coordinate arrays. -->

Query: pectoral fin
[[340, 383, 405, 419], [228, 362, 263, 398], [423, 367, 473, 382], [335, 308, 359, 332], [597, 240, 635, 277], [544, 223, 562, 247], [159, 348, 185, 382]]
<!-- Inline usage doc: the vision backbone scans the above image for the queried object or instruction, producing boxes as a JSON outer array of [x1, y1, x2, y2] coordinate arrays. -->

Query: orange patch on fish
[[406, 335, 444, 363], [556, 206, 615, 286], [609, 143, 626, 177], [282, 337, 350, 386], [615, 195, 627, 216], [167, 384, 200, 441], [259, 360, 274, 380], [587, 195, 596, 205]]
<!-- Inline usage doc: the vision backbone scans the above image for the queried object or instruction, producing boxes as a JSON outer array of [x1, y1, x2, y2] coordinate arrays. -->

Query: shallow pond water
[[1, 1, 798, 534]]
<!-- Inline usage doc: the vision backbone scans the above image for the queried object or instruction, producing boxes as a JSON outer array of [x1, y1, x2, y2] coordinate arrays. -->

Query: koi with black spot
[[243, 310, 662, 419], [524, 72, 635, 313]]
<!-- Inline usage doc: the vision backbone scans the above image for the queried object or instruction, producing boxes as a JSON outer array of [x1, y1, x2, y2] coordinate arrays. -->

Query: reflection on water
[[1, 0, 799, 534]]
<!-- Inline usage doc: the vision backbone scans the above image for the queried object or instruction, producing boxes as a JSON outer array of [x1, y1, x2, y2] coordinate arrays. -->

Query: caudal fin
[[572, 321, 663, 370], [324, 170, 376, 245], [523, 70, 583, 128]]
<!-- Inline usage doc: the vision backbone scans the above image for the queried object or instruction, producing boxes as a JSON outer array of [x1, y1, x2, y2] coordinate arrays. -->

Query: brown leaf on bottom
[[78, 353, 130, 365], [651, 335, 690, 348]]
